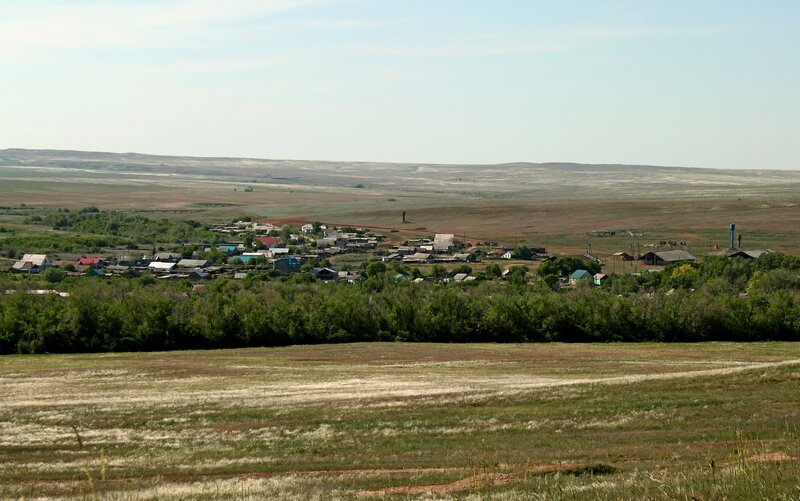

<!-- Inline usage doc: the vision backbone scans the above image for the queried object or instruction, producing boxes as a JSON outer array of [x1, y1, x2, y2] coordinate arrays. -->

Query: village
[[6, 218, 773, 289]]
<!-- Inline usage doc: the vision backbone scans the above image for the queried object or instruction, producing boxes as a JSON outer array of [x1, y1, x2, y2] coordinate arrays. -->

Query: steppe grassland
[[2, 343, 799, 499], [3, 155, 800, 253]]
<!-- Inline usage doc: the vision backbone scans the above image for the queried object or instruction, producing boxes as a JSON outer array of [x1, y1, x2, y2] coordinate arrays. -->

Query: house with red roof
[[78, 257, 105, 270], [256, 236, 280, 248]]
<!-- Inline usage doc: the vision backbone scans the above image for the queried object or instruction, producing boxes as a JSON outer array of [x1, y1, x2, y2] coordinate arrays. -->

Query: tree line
[[2, 253, 800, 354]]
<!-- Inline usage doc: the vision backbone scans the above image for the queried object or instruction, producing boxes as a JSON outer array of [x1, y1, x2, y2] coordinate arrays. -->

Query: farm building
[[433, 234, 459, 252], [612, 252, 634, 261], [728, 249, 771, 259], [640, 250, 696, 266], [593, 273, 609, 286]]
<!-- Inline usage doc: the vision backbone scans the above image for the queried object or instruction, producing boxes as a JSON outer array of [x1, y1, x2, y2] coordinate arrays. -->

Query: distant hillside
[[2, 148, 798, 198]]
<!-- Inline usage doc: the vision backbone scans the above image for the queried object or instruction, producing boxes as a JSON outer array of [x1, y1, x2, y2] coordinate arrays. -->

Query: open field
[[2, 343, 799, 499], [2, 149, 800, 254]]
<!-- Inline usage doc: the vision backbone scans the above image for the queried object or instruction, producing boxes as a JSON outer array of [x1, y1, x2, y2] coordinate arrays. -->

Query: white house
[[12, 254, 50, 273], [148, 261, 176, 272]]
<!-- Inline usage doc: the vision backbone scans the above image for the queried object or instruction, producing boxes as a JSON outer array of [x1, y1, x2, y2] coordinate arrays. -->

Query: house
[[453, 273, 476, 282], [320, 232, 352, 248], [301, 223, 314, 233], [311, 267, 338, 281], [234, 272, 248, 280], [267, 248, 290, 257], [177, 259, 210, 269], [612, 252, 634, 261], [501, 251, 513, 260], [217, 244, 240, 255], [115, 254, 146, 266], [11, 254, 50, 274], [382, 253, 401, 263], [452, 253, 473, 262], [728, 249, 771, 260], [569, 269, 593, 285], [640, 250, 696, 266], [433, 234, 458, 252], [153, 252, 182, 262], [105, 265, 138, 277], [337, 271, 364, 283], [402, 253, 434, 264], [255, 236, 280, 248], [593, 273, 609, 286], [148, 261, 176, 272], [78, 257, 105, 269], [270, 257, 302, 274]]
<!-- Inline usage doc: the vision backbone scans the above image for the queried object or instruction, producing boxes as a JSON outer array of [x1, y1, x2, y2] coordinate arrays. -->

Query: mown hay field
[[2, 343, 800, 500]]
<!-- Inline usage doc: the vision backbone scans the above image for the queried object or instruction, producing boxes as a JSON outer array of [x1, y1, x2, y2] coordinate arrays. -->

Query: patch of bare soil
[[719, 452, 796, 468], [742, 452, 795, 463], [358, 463, 580, 497]]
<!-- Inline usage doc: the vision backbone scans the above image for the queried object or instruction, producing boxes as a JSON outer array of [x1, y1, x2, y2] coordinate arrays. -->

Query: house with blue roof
[[217, 244, 240, 255]]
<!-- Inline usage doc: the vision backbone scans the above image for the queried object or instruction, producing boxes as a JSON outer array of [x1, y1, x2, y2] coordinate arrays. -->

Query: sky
[[1, 0, 798, 169]]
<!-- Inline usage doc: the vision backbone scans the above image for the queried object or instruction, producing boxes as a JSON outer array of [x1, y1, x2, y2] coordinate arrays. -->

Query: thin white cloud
[[350, 42, 571, 58], [0, 0, 333, 56], [344, 25, 663, 59]]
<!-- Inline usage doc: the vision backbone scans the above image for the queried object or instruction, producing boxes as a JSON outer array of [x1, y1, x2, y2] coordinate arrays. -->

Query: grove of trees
[[2, 253, 800, 354]]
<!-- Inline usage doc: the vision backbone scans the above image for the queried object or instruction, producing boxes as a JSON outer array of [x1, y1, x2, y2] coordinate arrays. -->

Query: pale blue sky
[[1, 1, 798, 168]]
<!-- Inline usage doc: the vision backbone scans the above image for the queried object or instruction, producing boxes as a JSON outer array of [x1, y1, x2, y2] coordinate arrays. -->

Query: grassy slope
[[1, 343, 799, 499]]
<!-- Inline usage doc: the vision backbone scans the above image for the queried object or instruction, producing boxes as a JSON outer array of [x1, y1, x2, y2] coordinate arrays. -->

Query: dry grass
[[2, 343, 800, 499]]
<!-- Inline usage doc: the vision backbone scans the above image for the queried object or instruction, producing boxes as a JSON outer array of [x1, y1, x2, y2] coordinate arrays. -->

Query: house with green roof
[[568, 269, 593, 285]]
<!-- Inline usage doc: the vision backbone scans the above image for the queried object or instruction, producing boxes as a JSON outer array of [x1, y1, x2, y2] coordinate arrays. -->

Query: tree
[[451, 264, 473, 275], [242, 232, 255, 249], [667, 263, 699, 289], [538, 257, 600, 277], [44, 268, 66, 283], [364, 261, 387, 278], [506, 266, 529, 286], [430, 265, 447, 279], [514, 245, 534, 260], [484, 263, 502, 278]]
